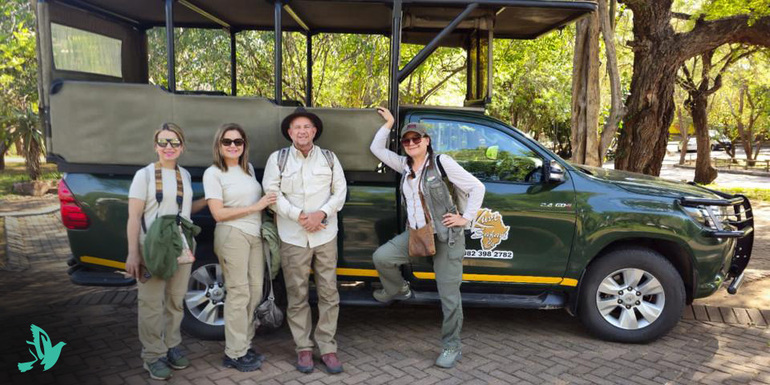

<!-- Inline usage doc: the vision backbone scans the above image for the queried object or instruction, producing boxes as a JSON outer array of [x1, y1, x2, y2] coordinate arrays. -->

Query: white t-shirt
[[128, 163, 193, 234], [203, 163, 262, 236]]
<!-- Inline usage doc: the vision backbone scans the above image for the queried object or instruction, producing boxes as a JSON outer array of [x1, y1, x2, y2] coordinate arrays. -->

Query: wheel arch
[[568, 237, 695, 315]]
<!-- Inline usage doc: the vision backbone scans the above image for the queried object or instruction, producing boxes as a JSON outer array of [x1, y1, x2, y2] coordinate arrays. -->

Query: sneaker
[[143, 359, 172, 380], [246, 348, 266, 363], [296, 350, 314, 373], [373, 283, 412, 303], [435, 348, 462, 368], [320, 353, 344, 374], [223, 353, 261, 372], [164, 347, 190, 370]]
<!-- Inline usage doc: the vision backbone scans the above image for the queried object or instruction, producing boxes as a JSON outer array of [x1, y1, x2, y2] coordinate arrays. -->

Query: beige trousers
[[137, 245, 192, 363], [281, 238, 339, 355], [214, 225, 265, 359]]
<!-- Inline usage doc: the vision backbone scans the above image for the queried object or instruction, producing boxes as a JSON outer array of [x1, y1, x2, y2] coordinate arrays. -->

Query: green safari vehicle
[[34, 0, 753, 343]]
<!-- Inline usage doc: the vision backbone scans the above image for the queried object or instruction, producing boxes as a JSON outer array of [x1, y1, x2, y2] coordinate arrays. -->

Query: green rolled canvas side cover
[[49, 81, 384, 171]]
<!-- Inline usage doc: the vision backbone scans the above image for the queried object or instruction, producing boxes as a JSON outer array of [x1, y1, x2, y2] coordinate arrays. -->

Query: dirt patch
[[694, 276, 770, 310], [697, 202, 770, 310]]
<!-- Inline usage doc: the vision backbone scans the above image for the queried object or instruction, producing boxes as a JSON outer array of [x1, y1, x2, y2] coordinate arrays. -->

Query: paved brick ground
[[2, 212, 770, 384]]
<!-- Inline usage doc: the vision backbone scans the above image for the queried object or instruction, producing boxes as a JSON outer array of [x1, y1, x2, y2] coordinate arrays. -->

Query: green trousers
[[373, 230, 465, 350]]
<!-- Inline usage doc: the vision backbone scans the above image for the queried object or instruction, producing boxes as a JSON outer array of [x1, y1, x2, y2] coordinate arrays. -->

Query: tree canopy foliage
[[0, 0, 43, 177], [2, 0, 770, 179]]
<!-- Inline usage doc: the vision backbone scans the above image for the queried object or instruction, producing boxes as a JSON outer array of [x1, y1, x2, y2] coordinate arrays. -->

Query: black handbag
[[255, 244, 284, 329]]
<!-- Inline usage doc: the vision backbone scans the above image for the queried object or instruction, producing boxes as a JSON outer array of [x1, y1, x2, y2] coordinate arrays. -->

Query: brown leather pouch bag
[[408, 192, 436, 257]]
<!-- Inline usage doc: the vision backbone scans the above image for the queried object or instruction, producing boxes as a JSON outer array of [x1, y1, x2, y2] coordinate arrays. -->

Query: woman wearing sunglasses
[[126, 122, 207, 380], [369, 108, 485, 369], [203, 123, 277, 372]]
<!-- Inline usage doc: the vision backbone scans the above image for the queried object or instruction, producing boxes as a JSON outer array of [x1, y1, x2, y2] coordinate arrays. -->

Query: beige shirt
[[128, 163, 193, 235], [262, 145, 347, 248], [203, 163, 263, 236]]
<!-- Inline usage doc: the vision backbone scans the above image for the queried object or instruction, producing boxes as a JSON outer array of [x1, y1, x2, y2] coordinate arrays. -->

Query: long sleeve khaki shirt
[[262, 145, 347, 248]]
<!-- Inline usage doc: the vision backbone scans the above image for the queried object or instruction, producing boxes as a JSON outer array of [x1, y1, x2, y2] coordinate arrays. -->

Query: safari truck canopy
[[34, 0, 596, 173]]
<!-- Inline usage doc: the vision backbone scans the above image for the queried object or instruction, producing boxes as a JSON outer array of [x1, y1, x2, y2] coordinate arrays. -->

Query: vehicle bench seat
[[49, 81, 384, 171]]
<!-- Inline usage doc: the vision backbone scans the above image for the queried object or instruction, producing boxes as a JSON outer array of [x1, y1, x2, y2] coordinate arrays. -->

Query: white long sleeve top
[[369, 124, 485, 229]]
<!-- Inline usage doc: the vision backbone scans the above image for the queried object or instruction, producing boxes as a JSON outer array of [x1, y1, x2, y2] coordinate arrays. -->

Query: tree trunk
[[25, 137, 41, 181], [570, 12, 601, 166], [597, 0, 625, 161], [677, 103, 688, 165], [691, 92, 717, 183], [614, 1, 770, 175], [614, 57, 678, 175]]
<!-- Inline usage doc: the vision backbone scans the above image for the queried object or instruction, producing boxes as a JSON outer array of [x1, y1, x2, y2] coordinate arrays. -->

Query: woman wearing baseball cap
[[369, 107, 485, 369]]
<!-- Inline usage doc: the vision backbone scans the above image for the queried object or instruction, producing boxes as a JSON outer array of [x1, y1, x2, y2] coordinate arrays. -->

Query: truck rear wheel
[[182, 260, 226, 340], [578, 247, 685, 343], [181, 259, 287, 340]]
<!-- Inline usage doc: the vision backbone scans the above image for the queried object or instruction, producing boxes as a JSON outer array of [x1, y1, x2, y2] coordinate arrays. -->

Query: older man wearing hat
[[261, 107, 347, 374]]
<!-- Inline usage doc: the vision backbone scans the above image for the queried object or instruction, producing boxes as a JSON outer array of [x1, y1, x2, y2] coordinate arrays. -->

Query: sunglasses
[[221, 138, 245, 147], [400, 136, 424, 146], [156, 138, 182, 148]]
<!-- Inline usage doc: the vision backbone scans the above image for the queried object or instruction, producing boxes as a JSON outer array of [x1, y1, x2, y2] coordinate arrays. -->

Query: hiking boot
[[435, 348, 462, 368], [296, 350, 314, 373], [143, 359, 172, 380], [373, 283, 412, 303], [164, 347, 190, 370], [223, 353, 261, 372], [320, 353, 344, 374], [246, 348, 266, 363]]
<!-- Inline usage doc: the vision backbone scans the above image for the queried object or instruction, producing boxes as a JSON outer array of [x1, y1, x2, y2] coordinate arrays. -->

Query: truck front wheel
[[578, 247, 685, 343]]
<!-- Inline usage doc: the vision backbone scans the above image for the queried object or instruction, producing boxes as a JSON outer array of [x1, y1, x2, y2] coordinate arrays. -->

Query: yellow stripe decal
[[414, 271, 577, 286], [80, 256, 126, 270], [336, 268, 380, 277]]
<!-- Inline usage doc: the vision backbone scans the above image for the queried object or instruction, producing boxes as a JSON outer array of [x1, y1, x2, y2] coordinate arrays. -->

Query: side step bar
[[328, 290, 565, 309], [69, 265, 135, 287]]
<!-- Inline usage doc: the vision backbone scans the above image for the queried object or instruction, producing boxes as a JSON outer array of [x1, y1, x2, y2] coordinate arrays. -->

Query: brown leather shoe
[[320, 353, 343, 374], [296, 351, 314, 373]]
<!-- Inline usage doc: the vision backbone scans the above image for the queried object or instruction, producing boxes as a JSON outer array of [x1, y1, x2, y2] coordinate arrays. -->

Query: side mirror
[[545, 160, 565, 183]]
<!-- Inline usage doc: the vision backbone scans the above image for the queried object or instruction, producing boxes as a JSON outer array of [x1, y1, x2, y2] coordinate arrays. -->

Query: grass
[[0, 162, 61, 198], [704, 185, 770, 203]]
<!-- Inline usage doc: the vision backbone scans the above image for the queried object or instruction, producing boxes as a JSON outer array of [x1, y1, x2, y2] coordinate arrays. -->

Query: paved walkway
[[1, 205, 770, 384]]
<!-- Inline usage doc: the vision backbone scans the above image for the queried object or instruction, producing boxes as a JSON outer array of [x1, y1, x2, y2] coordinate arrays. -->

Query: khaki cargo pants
[[281, 238, 340, 354], [214, 225, 265, 360], [137, 239, 193, 363], [373, 230, 465, 350]]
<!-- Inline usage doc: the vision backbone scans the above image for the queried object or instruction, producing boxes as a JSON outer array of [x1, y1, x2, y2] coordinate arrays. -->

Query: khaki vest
[[400, 154, 464, 246]]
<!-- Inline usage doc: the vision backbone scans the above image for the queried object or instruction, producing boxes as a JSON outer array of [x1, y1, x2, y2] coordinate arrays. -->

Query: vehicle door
[[409, 113, 578, 287]]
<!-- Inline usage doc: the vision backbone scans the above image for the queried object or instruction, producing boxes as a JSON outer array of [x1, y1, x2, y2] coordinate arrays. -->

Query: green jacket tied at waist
[[144, 215, 201, 280]]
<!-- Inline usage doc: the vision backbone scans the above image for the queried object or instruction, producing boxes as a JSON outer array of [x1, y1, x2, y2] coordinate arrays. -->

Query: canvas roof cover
[[56, 0, 596, 41]]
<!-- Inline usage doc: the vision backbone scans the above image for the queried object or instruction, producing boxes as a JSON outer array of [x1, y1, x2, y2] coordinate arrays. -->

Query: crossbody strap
[[141, 163, 182, 233], [264, 245, 275, 300]]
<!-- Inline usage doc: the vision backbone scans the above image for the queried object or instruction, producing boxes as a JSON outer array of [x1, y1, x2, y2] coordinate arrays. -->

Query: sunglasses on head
[[400, 136, 424, 146], [221, 138, 245, 147], [156, 138, 182, 148]]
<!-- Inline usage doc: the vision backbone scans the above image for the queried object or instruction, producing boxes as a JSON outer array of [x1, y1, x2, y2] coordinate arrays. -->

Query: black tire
[[578, 247, 685, 343]]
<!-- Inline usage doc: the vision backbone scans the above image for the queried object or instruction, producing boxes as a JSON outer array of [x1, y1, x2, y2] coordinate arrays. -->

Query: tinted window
[[423, 119, 544, 183], [51, 23, 122, 77]]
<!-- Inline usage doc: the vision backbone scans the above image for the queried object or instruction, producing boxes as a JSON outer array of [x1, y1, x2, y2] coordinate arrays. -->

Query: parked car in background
[[677, 130, 732, 152]]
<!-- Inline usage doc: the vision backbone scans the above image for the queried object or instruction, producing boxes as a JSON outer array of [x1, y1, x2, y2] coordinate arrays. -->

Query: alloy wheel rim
[[595, 268, 665, 330], [185, 263, 226, 326]]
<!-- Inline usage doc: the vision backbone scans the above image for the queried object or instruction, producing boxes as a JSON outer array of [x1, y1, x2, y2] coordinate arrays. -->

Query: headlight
[[683, 205, 731, 230]]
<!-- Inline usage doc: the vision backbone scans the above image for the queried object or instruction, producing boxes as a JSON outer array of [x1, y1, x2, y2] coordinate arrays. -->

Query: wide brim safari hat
[[281, 107, 324, 141]]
